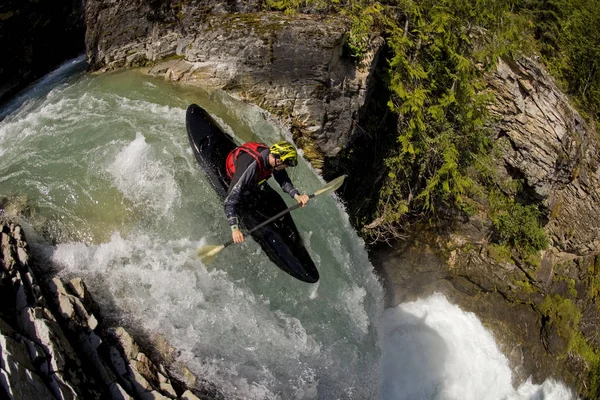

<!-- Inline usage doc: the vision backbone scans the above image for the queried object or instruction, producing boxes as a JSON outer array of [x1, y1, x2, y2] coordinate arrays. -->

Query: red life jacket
[[225, 142, 272, 183]]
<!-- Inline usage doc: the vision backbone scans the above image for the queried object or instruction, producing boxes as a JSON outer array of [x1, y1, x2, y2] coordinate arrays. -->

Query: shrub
[[489, 191, 548, 255]]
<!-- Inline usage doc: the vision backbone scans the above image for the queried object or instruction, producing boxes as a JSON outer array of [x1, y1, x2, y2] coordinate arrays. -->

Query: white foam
[[51, 231, 338, 399], [106, 132, 180, 216], [3, 65, 577, 400], [381, 293, 577, 400]]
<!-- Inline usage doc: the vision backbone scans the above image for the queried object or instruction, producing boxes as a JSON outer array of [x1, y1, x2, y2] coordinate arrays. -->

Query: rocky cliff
[[0, 218, 216, 400], [2, 0, 599, 397], [83, 0, 382, 170], [0, 0, 85, 107], [82, 0, 600, 387], [374, 57, 600, 395]]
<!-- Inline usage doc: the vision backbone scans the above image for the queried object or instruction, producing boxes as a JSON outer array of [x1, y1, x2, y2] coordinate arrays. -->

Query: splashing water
[[382, 294, 577, 400], [0, 60, 577, 399]]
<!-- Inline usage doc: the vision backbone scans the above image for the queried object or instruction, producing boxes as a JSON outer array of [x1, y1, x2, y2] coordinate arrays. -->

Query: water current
[[0, 58, 577, 400]]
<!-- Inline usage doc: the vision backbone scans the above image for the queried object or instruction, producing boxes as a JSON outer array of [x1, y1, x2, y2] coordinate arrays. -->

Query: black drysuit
[[224, 148, 299, 227]]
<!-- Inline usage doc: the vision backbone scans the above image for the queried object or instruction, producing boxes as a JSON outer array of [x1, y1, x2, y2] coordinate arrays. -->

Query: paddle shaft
[[222, 193, 315, 249]]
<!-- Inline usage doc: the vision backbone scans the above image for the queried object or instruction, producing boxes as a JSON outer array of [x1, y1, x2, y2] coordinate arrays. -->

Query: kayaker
[[224, 141, 310, 243]]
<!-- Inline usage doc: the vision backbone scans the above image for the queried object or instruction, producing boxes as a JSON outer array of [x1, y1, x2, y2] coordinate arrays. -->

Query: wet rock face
[[83, 1, 383, 168], [488, 57, 600, 256], [0, 219, 209, 400], [0, 0, 85, 105]]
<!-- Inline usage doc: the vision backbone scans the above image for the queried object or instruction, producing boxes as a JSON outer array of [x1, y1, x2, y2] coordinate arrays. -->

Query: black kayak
[[185, 103, 319, 283]]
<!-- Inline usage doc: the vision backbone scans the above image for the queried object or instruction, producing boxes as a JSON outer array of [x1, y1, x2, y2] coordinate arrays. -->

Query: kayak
[[185, 104, 319, 283]]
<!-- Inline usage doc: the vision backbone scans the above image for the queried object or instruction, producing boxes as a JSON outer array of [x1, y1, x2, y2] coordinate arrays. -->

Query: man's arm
[[273, 169, 300, 197], [273, 170, 309, 206], [224, 158, 258, 243]]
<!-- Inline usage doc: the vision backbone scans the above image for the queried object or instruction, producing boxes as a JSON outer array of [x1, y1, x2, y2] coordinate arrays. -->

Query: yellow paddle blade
[[314, 175, 345, 196], [197, 244, 225, 264]]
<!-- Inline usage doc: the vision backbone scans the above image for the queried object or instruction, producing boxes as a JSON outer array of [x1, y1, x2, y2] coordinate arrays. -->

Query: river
[[0, 58, 576, 400]]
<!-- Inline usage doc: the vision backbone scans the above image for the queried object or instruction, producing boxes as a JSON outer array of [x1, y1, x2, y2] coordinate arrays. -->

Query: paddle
[[198, 175, 346, 264]]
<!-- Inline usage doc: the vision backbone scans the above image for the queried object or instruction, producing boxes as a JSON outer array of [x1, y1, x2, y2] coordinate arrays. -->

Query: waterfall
[[0, 60, 576, 400]]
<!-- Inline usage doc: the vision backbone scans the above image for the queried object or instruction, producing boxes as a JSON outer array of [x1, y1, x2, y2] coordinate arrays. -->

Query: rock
[[109, 327, 140, 361], [109, 382, 133, 400], [0, 328, 55, 400], [367, 56, 600, 392], [83, 4, 384, 168], [67, 278, 86, 299], [0, 0, 85, 105], [159, 380, 177, 397], [48, 278, 98, 331], [181, 390, 202, 400], [488, 57, 600, 256], [1, 220, 211, 399], [18, 307, 69, 373], [108, 345, 129, 377]]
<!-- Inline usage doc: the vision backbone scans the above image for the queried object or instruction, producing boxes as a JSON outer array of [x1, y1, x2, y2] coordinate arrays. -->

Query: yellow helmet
[[270, 141, 298, 167]]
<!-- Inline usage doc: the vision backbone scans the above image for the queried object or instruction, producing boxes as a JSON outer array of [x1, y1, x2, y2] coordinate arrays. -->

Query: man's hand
[[232, 227, 245, 243], [295, 194, 310, 207]]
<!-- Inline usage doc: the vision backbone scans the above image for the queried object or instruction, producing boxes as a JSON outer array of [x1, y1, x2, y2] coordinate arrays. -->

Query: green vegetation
[[262, 1, 559, 256], [514, 278, 536, 295], [264, 1, 600, 262], [487, 243, 512, 264], [489, 190, 549, 256], [252, 3, 600, 393], [539, 293, 600, 397], [588, 255, 600, 298], [540, 294, 582, 352], [349, 0, 543, 252], [515, 0, 600, 120]]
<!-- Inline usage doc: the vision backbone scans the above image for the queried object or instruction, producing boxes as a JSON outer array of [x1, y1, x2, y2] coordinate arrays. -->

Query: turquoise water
[[0, 59, 576, 400], [0, 61, 384, 399]]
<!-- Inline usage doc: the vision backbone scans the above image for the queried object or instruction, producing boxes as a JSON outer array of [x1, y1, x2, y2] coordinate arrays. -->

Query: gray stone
[[181, 390, 202, 400], [159, 380, 176, 397], [68, 278, 86, 299], [130, 364, 152, 395], [488, 57, 600, 256], [16, 247, 28, 267], [110, 327, 139, 360], [51, 279, 76, 319], [52, 372, 79, 400], [1, 331, 35, 372], [143, 390, 170, 400], [109, 382, 133, 400], [18, 307, 67, 373], [49, 277, 98, 331], [0, 333, 55, 400], [109, 346, 128, 377]]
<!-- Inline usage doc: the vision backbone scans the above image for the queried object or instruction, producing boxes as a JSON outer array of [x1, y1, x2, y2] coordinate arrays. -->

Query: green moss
[[514, 279, 536, 294], [567, 278, 578, 298], [587, 358, 600, 400], [539, 295, 582, 352], [553, 272, 579, 298], [570, 332, 600, 397], [161, 54, 185, 62], [489, 190, 549, 256], [586, 256, 600, 299], [524, 251, 542, 268], [458, 198, 478, 216], [571, 332, 600, 364], [488, 243, 512, 263]]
